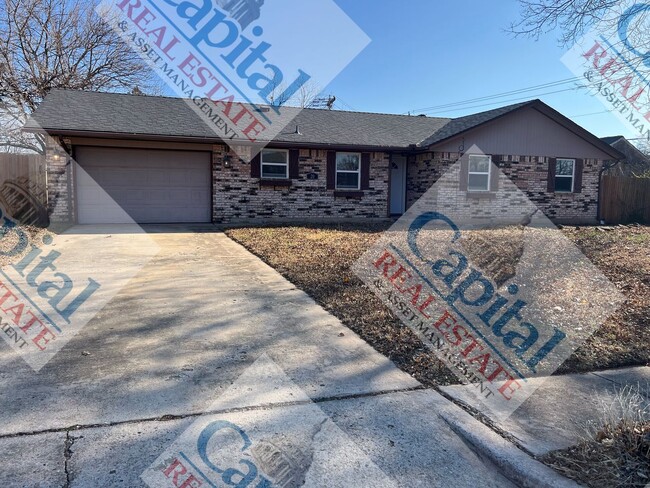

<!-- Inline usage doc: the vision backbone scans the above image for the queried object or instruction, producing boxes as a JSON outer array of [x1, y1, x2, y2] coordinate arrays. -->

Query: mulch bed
[[226, 223, 650, 386]]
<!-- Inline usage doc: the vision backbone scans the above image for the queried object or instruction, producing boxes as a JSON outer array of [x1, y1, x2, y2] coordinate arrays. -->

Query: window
[[468, 155, 491, 191], [261, 149, 288, 179], [336, 152, 361, 190], [555, 158, 575, 192]]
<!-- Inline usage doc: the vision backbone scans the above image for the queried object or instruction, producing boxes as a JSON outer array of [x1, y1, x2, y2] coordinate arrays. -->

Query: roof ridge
[[48, 87, 189, 102], [600, 135, 625, 140], [47, 88, 452, 120], [299, 106, 451, 120]]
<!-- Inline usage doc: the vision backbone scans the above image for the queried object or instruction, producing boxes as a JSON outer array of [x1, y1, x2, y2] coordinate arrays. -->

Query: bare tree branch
[[0, 0, 159, 153], [268, 80, 323, 108], [510, 0, 629, 45]]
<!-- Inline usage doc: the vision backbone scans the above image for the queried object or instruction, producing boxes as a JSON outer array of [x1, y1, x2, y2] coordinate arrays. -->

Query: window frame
[[260, 148, 289, 180], [335, 152, 362, 190], [467, 154, 492, 192], [554, 158, 575, 193]]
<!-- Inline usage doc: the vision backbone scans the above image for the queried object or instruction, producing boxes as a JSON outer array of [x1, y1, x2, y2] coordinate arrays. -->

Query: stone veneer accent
[[407, 152, 602, 224], [211, 145, 390, 224]]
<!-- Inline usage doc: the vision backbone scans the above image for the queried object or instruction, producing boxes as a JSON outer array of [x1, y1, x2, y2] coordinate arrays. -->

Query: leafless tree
[[637, 140, 650, 157], [0, 0, 157, 154], [510, 0, 640, 45], [635, 142, 650, 177], [269, 79, 322, 108]]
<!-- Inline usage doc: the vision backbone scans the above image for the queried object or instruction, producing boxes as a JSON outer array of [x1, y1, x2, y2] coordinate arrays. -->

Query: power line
[[404, 35, 646, 116], [406, 77, 582, 114], [569, 109, 615, 118], [336, 97, 357, 111], [420, 85, 588, 116]]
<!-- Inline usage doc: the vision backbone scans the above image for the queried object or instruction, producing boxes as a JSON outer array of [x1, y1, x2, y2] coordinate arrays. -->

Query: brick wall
[[212, 145, 390, 224], [44, 142, 601, 225], [46, 136, 74, 224], [407, 152, 602, 224]]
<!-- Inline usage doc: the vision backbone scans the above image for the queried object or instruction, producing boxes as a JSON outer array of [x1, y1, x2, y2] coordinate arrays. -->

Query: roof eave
[[29, 128, 413, 152]]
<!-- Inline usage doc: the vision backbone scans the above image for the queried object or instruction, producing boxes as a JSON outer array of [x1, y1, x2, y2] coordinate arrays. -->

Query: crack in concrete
[[0, 385, 427, 440], [63, 431, 75, 488], [1, 381, 537, 479]]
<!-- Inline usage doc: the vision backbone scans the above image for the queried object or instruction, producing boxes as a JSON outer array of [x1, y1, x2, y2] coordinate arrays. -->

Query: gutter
[[22, 128, 414, 154]]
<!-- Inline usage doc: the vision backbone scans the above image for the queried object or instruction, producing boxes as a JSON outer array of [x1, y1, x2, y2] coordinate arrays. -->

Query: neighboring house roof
[[25, 89, 622, 158], [600, 135, 625, 145], [600, 135, 650, 176]]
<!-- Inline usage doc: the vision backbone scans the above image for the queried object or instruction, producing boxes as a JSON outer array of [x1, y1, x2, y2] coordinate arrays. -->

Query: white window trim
[[555, 158, 575, 193], [468, 154, 492, 192], [261, 148, 289, 179], [335, 152, 361, 190]]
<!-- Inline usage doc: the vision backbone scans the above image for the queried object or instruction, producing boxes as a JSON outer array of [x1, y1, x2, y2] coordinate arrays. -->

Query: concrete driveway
[[0, 226, 524, 487]]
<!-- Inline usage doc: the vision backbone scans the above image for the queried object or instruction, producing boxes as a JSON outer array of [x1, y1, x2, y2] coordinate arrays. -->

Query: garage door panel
[[124, 169, 150, 186], [148, 190, 173, 205], [75, 147, 211, 224], [191, 191, 210, 204], [121, 190, 147, 205], [148, 171, 171, 186]]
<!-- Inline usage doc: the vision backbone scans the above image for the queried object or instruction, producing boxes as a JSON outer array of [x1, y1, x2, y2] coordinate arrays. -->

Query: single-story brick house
[[25, 89, 623, 225]]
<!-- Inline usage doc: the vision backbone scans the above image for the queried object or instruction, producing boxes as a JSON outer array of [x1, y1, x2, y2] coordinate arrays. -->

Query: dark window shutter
[[251, 152, 261, 178], [361, 153, 371, 190], [459, 156, 468, 191], [489, 155, 500, 192], [547, 157, 557, 192], [289, 149, 299, 179], [573, 158, 584, 193], [326, 151, 336, 189]]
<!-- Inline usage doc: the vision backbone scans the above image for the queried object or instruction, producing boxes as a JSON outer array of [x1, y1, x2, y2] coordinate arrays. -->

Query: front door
[[390, 155, 407, 215]]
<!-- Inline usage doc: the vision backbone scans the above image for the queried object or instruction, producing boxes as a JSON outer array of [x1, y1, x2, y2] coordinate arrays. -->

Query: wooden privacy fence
[[0, 153, 49, 226], [0, 153, 46, 194], [601, 175, 650, 224]]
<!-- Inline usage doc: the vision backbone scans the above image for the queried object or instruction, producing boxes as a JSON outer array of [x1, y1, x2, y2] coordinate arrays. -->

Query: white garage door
[[75, 147, 211, 224]]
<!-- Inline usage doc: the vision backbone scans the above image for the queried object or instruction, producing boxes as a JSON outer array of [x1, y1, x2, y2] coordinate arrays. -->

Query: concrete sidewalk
[[443, 366, 650, 456], [0, 227, 565, 487]]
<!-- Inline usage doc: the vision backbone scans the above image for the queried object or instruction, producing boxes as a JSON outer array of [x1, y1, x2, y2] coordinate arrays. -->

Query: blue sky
[[325, 0, 635, 140]]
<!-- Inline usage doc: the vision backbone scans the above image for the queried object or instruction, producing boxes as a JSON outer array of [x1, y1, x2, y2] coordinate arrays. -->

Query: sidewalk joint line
[[590, 371, 650, 399], [0, 385, 427, 440]]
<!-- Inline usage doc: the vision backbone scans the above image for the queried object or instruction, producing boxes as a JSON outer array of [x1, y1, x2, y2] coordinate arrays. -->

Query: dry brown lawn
[[541, 384, 650, 487], [226, 223, 650, 385]]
